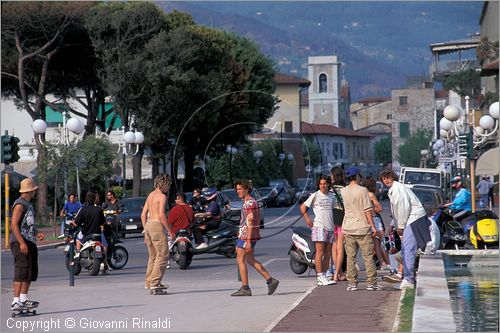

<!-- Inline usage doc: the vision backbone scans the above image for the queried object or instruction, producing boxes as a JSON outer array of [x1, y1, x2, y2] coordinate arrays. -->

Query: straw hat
[[19, 178, 38, 193]]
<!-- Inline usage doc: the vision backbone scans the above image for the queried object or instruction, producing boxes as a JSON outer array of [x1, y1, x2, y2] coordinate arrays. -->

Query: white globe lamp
[[32, 119, 47, 134], [439, 117, 453, 131], [443, 104, 462, 121], [134, 132, 144, 144], [479, 115, 495, 130], [66, 117, 84, 134], [435, 139, 445, 149], [489, 102, 499, 119], [123, 131, 136, 144]]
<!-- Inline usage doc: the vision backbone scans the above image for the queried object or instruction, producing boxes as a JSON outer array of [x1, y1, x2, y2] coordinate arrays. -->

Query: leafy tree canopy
[[398, 128, 432, 167], [442, 69, 481, 100], [374, 136, 392, 165]]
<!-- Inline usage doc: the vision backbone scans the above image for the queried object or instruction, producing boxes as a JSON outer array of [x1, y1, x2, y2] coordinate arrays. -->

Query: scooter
[[289, 226, 315, 275], [103, 209, 121, 238], [64, 223, 105, 276], [432, 207, 467, 250], [103, 222, 129, 270], [462, 210, 499, 249], [170, 229, 194, 270], [192, 219, 239, 258]]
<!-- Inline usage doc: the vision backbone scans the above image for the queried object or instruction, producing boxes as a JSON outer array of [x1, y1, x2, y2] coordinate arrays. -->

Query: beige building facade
[[391, 88, 435, 164], [350, 97, 392, 131]]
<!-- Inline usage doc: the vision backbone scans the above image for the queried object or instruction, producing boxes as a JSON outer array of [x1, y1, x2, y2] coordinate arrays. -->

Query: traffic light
[[1, 134, 12, 164], [457, 132, 474, 159], [466, 131, 473, 159], [457, 134, 468, 158], [1, 134, 20, 164], [10, 136, 20, 163]]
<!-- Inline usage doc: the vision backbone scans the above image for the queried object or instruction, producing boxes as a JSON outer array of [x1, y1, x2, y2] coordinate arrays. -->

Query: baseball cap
[[346, 167, 360, 177]]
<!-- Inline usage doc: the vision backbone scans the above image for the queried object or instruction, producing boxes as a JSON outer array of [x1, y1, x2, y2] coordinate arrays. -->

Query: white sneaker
[[57, 234, 65, 239], [316, 275, 336, 286], [195, 243, 208, 249], [397, 279, 415, 290]]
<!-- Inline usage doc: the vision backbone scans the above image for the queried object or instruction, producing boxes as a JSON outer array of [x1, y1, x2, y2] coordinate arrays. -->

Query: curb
[[392, 287, 406, 332], [1, 241, 65, 252], [263, 284, 316, 332]]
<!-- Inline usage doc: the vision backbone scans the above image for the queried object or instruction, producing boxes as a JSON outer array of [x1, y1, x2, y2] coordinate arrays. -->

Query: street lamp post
[[436, 98, 499, 212], [32, 111, 85, 203], [118, 126, 144, 198]]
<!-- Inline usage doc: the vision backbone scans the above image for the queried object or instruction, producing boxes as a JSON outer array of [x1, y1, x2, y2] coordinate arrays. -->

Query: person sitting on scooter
[[189, 188, 206, 213], [169, 193, 194, 236], [443, 176, 472, 221], [72, 192, 108, 263], [59, 193, 82, 239], [193, 188, 221, 249]]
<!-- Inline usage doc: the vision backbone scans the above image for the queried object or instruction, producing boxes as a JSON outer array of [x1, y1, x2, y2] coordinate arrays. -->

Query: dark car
[[257, 186, 280, 207], [269, 179, 295, 206], [412, 187, 444, 216], [376, 181, 389, 201], [294, 184, 315, 203], [117, 197, 146, 237], [294, 178, 317, 203], [220, 189, 265, 228]]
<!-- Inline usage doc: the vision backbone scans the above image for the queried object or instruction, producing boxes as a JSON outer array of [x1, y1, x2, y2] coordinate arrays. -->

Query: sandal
[[338, 273, 347, 281]]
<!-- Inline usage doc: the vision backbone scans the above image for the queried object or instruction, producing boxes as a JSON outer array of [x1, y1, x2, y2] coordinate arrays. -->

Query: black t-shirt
[[189, 196, 206, 213], [75, 204, 105, 237], [102, 200, 123, 213]]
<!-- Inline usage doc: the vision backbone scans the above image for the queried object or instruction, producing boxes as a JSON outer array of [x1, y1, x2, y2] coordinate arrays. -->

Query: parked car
[[376, 181, 389, 201], [256, 186, 280, 207], [220, 189, 265, 228], [294, 182, 316, 203], [412, 187, 444, 216], [269, 179, 295, 206], [117, 197, 146, 237]]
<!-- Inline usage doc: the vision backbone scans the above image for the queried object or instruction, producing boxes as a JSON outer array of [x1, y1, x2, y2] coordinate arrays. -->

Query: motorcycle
[[64, 222, 104, 276], [288, 226, 315, 275], [192, 218, 239, 258], [462, 210, 499, 249], [432, 207, 467, 250], [103, 222, 129, 270], [170, 229, 194, 270], [103, 209, 121, 238]]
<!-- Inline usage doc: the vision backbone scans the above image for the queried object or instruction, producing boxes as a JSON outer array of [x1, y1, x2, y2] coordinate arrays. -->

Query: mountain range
[[157, 1, 483, 101]]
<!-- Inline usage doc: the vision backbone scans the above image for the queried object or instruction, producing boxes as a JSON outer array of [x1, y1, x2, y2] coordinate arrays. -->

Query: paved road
[[1, 206, 318, 332], [2, 199, 398, 332]]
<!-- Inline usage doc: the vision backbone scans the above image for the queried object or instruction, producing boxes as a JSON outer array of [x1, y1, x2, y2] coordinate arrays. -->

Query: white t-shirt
[[303, 190, 335, 231]]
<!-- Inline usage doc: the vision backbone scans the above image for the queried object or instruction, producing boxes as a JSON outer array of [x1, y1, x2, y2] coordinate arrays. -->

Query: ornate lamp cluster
[[438, 98, 498, 147]]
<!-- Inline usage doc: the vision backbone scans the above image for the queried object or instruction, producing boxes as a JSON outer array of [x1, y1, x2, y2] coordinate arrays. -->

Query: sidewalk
[[1, 226, 65, 251], [269, 273, 402, 332]]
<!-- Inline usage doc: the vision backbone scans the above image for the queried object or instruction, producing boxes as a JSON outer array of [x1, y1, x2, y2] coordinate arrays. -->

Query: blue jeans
[[401, 226, 417, 283]]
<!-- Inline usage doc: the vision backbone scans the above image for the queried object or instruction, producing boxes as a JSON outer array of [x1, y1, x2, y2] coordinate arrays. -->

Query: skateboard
[[149, 285, 168, 295], [11, 308, 37, 318]]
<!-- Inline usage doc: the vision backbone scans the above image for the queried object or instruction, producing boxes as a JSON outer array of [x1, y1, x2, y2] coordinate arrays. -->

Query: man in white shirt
[[380, 168, 429, 290]]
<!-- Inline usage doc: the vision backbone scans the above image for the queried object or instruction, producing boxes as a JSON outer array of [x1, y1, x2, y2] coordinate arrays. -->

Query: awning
[[475, 147, 499, 176]]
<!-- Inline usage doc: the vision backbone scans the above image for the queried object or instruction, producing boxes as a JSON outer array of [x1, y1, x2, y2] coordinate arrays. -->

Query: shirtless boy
[[141, 174, 174, 295]]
